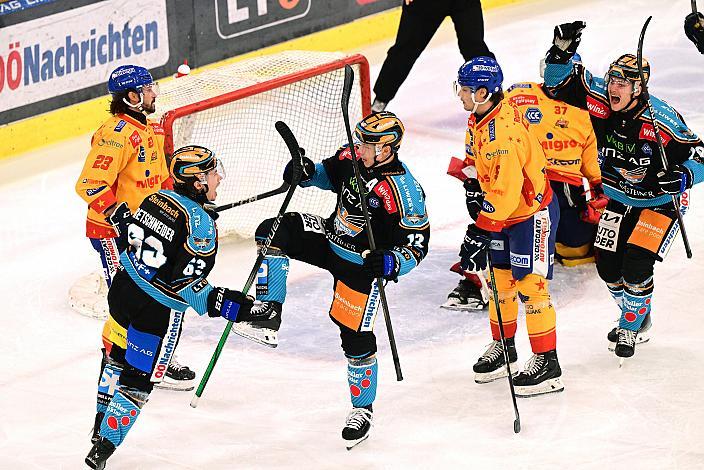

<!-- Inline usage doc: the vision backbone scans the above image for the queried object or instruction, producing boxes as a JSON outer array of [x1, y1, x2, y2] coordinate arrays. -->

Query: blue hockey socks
[[99, 388, 146, 448], [619, 277, 653, 331], [256, 249, 289, 303], [347, 357, 377, 408]]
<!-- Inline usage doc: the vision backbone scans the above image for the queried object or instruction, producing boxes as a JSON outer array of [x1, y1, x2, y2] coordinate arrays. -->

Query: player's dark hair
[[109, 91, 132, 115], [491, 90, 504, 105]]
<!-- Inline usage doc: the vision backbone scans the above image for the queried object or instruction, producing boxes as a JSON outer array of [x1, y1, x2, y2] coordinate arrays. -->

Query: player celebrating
[[454, 57, 564, 397], [232, 111, 429, 449], [75, 64, 196, 393], [85, 146, 255, 470], [543, 22, 704, 359]]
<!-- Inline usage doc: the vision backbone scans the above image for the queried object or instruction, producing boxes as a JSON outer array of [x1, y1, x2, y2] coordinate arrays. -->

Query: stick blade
[[274, 120, 303, 185], [342, 65, 354, 114]]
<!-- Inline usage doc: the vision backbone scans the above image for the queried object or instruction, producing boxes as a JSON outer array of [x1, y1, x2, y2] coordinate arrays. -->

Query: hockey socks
[[99, 388, 147, 448], [488, 268, 518, 340], [256, 248, 289, 304], [347, 356, 377, 408], [517, 274, 556, 353], [619, 277, 653, 332]]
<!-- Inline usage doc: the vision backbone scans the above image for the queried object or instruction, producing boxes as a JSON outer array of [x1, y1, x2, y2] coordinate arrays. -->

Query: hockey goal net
[[156, 50, 371, 239]]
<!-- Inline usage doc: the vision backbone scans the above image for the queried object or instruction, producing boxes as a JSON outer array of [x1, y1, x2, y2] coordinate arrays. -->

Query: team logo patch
[[555, 118, 569, 128], [86, 186, 106, 197], [525, 107, 543, 124], [114, 120, 127, 132], [641, 143, 652, 155], [615, 166, 647, 184], [488, 120, 496, 142], [138, 146, 146, 163], [482, 200, 496, 213], [368, 196, 380, 208]]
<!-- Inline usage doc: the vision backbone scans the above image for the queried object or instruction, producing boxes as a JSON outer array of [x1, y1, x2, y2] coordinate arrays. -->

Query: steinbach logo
[[0, 19, 160, 96], [215, 0, 311, 39]]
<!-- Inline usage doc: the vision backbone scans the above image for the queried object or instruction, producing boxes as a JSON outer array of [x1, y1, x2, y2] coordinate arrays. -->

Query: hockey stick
[[341, 64, 403, 382], [206, 182, 290, 213], [637, 16, 693, 258], [190, 121, 304, 408], [486, 251, 521, 434]]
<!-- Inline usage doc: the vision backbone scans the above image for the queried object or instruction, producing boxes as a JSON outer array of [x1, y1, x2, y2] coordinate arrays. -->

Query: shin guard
[[96, 354, 123, 415], [517, 274, 557, 353], [488, 268, 518, 340], [620, 276, 653, 331], [347, 356, 377, 408], [99, 387, 147, 448], [256, 247, 289, 303]]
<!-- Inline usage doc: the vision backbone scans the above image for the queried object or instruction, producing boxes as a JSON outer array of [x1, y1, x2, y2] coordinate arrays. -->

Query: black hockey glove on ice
[[207, 287, 254, 322], [459, 224, 491, 272], [463, 178, 484, 221], [283, 149, 316, 185], [685, 12, 704, 54], [363, 250, 400, 281], [547, 21, 586, 63], [657, 165, 693, 195]]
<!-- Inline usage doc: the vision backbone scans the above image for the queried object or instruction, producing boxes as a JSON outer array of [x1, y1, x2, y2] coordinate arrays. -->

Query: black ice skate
[[441, 279, 489, 311], [615, 328, 637, 360], [608, 312, 651, 351], [85, 437, 115, 470], [231, 301, 282, 348], [90, 412, 104, 444], [512, 350, 564, 397], [473, 337, 518, 384], [342, 407, 373, 450], [154, 356, 197, 391]]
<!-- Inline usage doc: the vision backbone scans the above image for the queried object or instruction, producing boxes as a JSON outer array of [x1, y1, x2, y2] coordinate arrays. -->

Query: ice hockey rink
[[2, 0, 704, 468]]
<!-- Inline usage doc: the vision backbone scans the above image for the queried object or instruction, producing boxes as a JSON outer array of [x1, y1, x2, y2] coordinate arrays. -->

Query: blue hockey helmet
[[107, 65, 154, 94], [456, 56, 503, 94]]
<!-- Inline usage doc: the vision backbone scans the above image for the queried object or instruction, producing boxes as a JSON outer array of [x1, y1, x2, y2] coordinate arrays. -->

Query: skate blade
[[474, 361, 518, 384], [440, 302, 487, 311], [154, 378, 195, 391], [619, 357, 625, 368], [515, 377, 564, 397], [231, 324, 279, 348], [345, 432, 370, 451]]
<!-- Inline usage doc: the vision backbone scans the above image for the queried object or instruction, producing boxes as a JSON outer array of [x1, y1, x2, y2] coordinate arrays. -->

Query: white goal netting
[[156, 50, 370, 239]]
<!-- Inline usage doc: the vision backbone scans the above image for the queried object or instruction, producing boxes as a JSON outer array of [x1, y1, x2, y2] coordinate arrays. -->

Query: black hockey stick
[[637, 16, 693, 258], [341, 65, 403, 382], [486, 252, 521, 434], [206, 182, 290, 213], [191, 121, 303, 407]]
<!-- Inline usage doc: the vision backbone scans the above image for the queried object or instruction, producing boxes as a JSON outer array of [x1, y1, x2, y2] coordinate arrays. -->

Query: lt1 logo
[[215, 0, 311, 39]]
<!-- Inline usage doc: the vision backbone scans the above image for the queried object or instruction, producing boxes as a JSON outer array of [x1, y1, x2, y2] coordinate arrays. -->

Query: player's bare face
[[357, 143, 379, 168], [204, 169, 222, 201], [141, 85, 158, 114], [458, 86, 476, 112], [607, 77, 634, 112]]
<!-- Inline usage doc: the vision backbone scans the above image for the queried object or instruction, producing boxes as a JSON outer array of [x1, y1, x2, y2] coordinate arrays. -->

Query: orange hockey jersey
[[505, 82, 600, 186], [75, 114, 172, 238], [464, 100, 553, 232]]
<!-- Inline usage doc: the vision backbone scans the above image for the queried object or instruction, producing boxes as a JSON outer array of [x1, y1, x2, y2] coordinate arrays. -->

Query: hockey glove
[[283, 151, 316, 185], [459, 224, 491, 272], [363, 249, 400, 281], [580, 183, 609, 224], [657, 165, 693, 195], [547, 21, 586, 63], [207, 287, 254, 322], [463, 178, 484, 221], [685, 12, 704, 54], [106, 202, 132, 251]]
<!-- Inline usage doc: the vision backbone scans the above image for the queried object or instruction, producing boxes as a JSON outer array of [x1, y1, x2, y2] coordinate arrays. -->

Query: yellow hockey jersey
[[75, 113, 172, 238], [464, 100, 553, 232], [505, 82, 600, 186]]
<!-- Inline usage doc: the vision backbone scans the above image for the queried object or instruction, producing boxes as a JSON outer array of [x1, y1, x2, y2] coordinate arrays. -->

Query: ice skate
[[154, 356, 196, 391], [473, 338, 518, 384], [231, 301, 282, 348], [608, 312, 651, 351], [342, 407, 373, 450], [441, 278, 489, 311], [615, 328, 637, 366], [513, 350, 564, 397], [85, 437, 115, 470]]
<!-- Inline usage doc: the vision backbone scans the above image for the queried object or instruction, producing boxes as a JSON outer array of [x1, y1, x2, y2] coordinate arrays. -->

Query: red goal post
[[156, 51, 371, 239]]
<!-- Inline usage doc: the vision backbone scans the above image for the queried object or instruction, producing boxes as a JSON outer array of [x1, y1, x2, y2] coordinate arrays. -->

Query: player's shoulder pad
[[646, 95, 700, 142], [159, 190, 217, 255], [381, 163, 428, 229]]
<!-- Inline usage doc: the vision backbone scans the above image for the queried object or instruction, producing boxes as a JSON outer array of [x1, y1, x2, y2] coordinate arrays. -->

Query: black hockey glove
[[283, 149, 316, 185], [657, 165, 693, 195], [207, 287, 254, 322], [363, 249, 400, 281], [459, 224, 491, 272], [685, 12, 704, 54], [106, 202, 132, 251], [546, 21, 586, 64], [463, 178, 484, 221]]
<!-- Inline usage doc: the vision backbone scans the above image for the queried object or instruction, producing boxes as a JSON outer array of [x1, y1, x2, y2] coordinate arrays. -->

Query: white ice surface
[[2, 0, 704, 468]]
